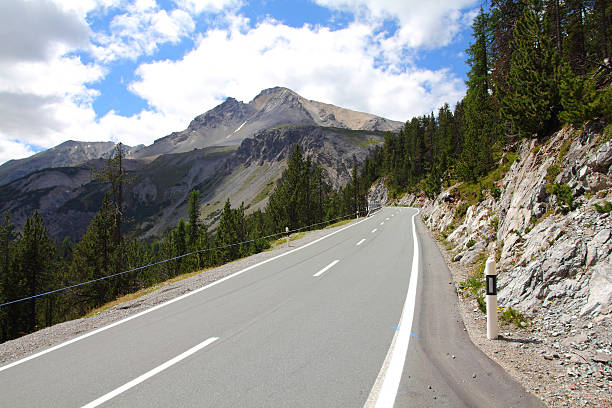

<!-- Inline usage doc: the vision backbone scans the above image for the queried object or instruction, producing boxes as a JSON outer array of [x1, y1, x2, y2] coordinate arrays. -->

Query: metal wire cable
[[0, 209, 371, 307]]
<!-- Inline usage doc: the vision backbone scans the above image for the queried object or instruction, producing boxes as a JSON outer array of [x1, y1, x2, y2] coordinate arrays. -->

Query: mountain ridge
[[130, 86, 402, 159]]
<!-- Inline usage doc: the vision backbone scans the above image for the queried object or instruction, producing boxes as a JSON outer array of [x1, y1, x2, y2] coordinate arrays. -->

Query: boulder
[[587, 141, 612, 173]]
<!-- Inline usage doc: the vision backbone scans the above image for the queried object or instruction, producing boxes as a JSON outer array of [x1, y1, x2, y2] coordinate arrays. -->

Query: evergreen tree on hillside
[[70, 193, 117, 311], [215, 199, 247, 263], [15, 211, 54, 333], [93, 143, 129, 246], [172, 218, 187, 276], [501, 0, 563, 138], [458, 8, 499, 181], [0, 212, 15, 341], [187, 190, 201, 249]]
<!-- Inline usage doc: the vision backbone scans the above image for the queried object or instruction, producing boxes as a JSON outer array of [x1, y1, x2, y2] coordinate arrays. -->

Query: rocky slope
[[0, 125, 383, 240], [415, 123, 611, 320], [0, 140, 143, 187], [130, 87, 401, 159], [370, 122, 611, 406]]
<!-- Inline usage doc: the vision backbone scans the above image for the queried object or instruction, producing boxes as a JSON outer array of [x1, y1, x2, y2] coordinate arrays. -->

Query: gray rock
[[459, 241, 486, 265], [587, 141, 612, 173]]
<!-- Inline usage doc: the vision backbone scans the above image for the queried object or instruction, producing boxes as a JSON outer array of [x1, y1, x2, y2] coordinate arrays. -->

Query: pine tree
[[70, 193, 116, 311], [458, 8, 498, 181], [92, 143, 129, 246], [215, 199, 238, 264], [16, 211, 54, 333], [0, 211, 15, 341], [187, 190, 201, 249], [501, 0, 563, 138], [172, 218, 187, 276]]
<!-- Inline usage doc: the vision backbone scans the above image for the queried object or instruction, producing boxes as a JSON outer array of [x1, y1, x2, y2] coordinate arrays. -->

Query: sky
[[0, 0, 481, 164]]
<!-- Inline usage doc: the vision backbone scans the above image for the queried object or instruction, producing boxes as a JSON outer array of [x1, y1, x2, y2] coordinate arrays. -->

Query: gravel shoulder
[[426, 226, 612, 408], [0, 219, 359, 367]]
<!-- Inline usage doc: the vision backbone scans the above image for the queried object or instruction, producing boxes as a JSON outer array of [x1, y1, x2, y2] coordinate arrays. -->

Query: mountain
[[130, 87, 402, 159], [0, 140, 144, 187], [0, 87, 396, 240]]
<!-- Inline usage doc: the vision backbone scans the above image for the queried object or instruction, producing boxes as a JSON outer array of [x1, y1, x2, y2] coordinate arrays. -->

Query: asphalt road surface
[[0, 207, 543, 407]]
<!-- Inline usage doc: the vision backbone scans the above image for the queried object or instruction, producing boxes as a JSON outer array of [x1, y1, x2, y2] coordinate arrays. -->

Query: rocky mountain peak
[[131, 86, 402, 160]]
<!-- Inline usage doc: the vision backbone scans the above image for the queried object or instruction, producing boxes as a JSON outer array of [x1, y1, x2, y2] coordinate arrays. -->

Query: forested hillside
[[359, 0, 610, 198]]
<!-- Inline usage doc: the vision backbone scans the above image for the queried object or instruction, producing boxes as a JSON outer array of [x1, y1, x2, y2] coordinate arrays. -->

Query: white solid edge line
[[0, 215, 375, 373], [356, 238, 366, 246], [81, 337, 218, 408], [371, 229, 377, 233], [366, 208, 420, 408], [313, 259, 340, 277]]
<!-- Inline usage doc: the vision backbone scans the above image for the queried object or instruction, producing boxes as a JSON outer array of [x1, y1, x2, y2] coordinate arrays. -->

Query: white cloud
[[91, 2, 195, 63], [129, 19, 465, 124], [174, 0, 243, 15], [314, 0, 478, 50], [0, 140, 36, 164]]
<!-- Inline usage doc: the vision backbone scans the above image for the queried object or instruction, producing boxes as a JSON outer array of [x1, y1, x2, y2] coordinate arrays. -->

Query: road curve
[[0, 207, 542, 407]]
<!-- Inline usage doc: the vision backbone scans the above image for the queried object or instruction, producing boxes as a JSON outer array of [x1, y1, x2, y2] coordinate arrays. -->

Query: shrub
[[594, 200, 612, 214], [547, 183, 574, 213], [490, 216, 499, 231], [459, 274, 484, 298], [457, 203, 470, 219], [499, 307, 530, 328], [546, 165, 561, 183], [490, 185, 501, 199], [466, 238, 476, 248], [557, 139, 572, 161], [477, 294, 486, 313]]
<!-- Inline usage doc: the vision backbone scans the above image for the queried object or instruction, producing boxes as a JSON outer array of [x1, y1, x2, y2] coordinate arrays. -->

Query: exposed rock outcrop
[[373, 123, 612, 320]]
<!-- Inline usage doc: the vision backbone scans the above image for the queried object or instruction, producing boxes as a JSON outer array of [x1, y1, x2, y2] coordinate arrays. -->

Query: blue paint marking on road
[[392, 326, 400, 331], [411, 332, 419, 338]]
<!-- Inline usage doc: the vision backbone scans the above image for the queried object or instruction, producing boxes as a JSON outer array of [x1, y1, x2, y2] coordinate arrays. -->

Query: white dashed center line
[[313, 260, 340, 277]]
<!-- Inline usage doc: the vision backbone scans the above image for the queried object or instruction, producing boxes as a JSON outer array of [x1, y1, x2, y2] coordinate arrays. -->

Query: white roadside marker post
[[484, 257, 498, 340], [285, 226, 289, 248]]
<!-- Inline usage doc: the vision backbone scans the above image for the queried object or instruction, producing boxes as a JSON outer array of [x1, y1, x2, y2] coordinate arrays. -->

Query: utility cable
[[0, 208, 371, 307]]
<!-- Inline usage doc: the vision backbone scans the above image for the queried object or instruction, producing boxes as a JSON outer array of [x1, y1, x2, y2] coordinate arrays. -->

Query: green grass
[[546, 165, 561, 183], [594, 200, 612, 214], [557, 139, 572, 161], [251, 181, 275, 206], [325, 218, 353, 229], [84, 265, 217, 317], [547, 183, 574, 213], [490, 216, 499, 231], [451, 151, 517, 208], [477, 294, 486, 313], [499, 307, 530, 328], [459, 275, 484, 297]]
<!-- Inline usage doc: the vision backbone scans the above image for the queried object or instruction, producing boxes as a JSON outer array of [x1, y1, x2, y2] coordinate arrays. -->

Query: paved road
[[0, 207, 542, 407]]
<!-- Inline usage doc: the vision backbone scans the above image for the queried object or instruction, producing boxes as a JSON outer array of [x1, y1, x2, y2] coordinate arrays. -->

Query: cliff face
[[376, 123, 611, 321]]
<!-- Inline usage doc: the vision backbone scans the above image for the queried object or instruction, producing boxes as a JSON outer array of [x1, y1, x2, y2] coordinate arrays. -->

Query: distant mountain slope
[[0, 86, 397, 240], [130, 87, 401, 159], [0, 140, 143, 186], [0, 126, 383, 240]]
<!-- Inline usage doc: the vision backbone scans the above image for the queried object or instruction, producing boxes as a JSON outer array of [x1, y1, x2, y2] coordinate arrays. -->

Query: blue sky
[[0, 0, 480, 164]]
